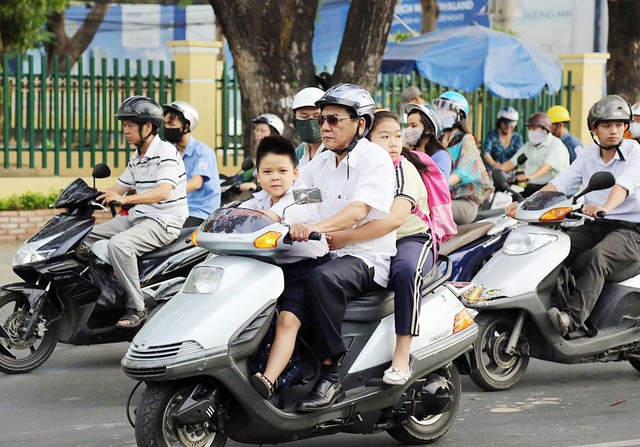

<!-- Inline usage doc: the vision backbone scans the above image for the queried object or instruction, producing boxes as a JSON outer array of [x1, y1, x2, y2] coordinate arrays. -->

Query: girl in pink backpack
[[326, 110, 443, 385]]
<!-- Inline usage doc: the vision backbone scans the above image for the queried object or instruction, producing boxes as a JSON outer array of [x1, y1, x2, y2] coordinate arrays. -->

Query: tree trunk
[[607, 0, 640, 102], [45, 2, 110, 73], [420, 0, 440, 33], [209, 0, 318, 157], [333, 0, 396, 92]]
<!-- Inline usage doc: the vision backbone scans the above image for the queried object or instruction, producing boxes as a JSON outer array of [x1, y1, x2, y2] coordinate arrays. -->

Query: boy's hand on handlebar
[[289, 223, 319, 242], [582, 203, 607, 218], [515, 173, 528, 183]]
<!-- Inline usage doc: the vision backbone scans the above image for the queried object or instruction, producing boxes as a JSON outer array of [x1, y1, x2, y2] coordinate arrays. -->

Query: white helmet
[[292, 87, 325, 112], [162, 101, 200, 132], [497, 106, 519, 123], [253, 113, 285, 135], [632, 101, 640, 117]]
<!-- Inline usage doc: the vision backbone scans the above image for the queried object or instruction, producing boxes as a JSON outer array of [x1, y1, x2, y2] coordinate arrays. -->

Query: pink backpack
[[395, 151, 457, 242]]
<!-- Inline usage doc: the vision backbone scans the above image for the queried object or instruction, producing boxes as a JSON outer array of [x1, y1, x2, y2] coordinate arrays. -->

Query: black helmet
[[316, 83, 375, 136], [587, 95, 633, 129], [115, 96, 164, 128]]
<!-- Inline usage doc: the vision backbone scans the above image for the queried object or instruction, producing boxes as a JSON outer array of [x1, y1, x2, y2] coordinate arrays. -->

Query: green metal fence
[[1, 53, 175, 175]]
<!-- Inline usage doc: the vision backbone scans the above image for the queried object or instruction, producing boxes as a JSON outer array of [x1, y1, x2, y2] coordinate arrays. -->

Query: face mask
[[164, 127, 184, 144], [527, 129, 547, 146], [629, 122, 640, 138], [402, 127, 423, 147], [293, 118, 322, 143], [440, 112, 457, 130]]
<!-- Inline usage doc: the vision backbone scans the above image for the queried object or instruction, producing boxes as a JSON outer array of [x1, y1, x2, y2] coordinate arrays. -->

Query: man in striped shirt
[[85, 96, 188, 327]]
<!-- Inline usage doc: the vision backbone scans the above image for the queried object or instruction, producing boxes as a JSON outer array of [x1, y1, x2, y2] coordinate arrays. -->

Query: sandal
[[250, 372, 275, 399], [116, 308, 148, 328]]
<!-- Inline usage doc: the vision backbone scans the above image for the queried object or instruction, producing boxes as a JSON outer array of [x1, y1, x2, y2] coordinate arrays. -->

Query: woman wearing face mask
[[432, 91, 493, 225], [497, 112, 570, 198], [482, 107, 524, 168], [291, 87, 325, 167], [404, 103, 452, 182]]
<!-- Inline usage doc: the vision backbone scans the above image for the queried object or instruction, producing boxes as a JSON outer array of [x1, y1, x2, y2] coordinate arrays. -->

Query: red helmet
[[526, 112, 552, 132]]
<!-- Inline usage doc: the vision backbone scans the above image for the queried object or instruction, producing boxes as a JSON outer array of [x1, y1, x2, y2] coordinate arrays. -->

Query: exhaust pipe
[[420, 373, 453, 415]]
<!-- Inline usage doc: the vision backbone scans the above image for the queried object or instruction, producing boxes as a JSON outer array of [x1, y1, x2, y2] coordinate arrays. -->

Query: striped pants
[[390, 232, 434, 336]]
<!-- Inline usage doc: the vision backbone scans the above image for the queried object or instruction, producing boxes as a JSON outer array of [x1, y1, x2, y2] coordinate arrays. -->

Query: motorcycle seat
[[439, 221, 495, 256], [344, 290, 395, 322], [142, 226, 199, 260]]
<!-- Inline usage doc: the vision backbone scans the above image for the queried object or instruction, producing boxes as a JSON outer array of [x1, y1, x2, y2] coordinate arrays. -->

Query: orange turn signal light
[[453, 308, 475, 334], [539, 207, 573, 222], [254, 231, 282, 249], [190, 229, 199, 246]]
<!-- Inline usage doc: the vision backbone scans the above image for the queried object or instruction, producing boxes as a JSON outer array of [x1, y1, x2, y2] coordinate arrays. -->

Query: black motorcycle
[[0, 163, 208, 374], [219, 158, 255, 204]]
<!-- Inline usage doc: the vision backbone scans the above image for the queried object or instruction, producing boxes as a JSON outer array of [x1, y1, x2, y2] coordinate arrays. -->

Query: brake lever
[[89, 201, 108, 212], [569, 211, 595, 222]]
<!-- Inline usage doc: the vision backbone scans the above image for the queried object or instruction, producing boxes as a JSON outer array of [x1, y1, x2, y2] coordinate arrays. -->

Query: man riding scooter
[[507, 95, 640, 336], [85, 96, 188, 328], [289, 83, 396, 411]]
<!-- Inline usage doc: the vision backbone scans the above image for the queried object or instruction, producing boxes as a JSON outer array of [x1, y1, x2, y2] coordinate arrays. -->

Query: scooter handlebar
[[308, 232, 322, 241]]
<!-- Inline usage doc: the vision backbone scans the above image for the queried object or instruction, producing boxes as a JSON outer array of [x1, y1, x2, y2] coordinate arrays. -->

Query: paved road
[[1, 243, 640, 446]]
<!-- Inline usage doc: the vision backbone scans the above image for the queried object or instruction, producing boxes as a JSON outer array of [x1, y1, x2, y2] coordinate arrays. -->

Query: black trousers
[[304, 255, 381, 361], [184, 216, 205, 227], [563, 219, 640, 329]]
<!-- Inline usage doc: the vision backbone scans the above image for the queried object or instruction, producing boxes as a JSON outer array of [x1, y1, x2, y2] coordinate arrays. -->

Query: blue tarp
[[381, 24, 563, 99]]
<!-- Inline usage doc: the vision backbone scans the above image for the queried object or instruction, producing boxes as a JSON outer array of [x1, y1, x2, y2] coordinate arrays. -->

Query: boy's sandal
[[116, 308, 148, 328], [383, 366, 412, 386], [250, 372, 275, 399]]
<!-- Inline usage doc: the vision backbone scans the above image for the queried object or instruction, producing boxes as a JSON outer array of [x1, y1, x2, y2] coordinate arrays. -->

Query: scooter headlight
[[12, 233, 61, 267], [503, 232, 557, 256], [182, 266, 223, 294]]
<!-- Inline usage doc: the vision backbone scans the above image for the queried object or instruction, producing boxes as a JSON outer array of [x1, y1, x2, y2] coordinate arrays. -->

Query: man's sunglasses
[[316, 113, 356, 127]]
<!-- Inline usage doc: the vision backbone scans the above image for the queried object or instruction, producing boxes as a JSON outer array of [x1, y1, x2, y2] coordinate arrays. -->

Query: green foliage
[[0, 190, 60, 211], [0, 0, 66, 52], [390, 31, 413, 43]]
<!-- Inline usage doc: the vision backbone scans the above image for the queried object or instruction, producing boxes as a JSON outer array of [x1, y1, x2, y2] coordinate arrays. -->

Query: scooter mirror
[[92, 163, 111, 179], [491, 169, 510, 192], [241, 158, 255, 172], [517, 154, 528, 166], [293, 188, 323, 205], [573, 171, 615, 204]]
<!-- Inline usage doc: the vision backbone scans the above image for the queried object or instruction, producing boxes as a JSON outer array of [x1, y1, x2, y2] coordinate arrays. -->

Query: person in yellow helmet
[[547, 105, 582, 163]]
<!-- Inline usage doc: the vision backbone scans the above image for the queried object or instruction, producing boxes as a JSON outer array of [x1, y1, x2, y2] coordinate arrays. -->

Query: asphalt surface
[[1, 242, 640, 447]]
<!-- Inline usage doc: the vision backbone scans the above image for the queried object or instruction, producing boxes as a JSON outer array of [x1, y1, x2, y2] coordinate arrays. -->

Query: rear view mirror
[[573, 171, 615, 204], [491, 169, 510, 192], [92, 163, 111, 179], [241, 158, 255, 171], [293, 188, 323, 204]]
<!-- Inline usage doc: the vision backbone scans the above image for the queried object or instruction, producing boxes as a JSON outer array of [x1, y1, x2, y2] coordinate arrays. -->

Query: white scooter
[[461, 171, 640, 391], [121, 189, 478, 447]]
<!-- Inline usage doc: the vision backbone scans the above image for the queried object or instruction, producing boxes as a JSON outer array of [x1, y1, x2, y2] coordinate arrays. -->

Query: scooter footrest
[[365, 378, 389, 387]]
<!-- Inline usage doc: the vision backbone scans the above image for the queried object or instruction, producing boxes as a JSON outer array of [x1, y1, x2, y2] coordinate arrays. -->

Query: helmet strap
[[135, 123, 154, 151], [589, 130, 625, 160], [331, 124, 363, 156]]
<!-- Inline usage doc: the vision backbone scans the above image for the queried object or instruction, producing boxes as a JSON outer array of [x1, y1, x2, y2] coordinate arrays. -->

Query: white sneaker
[[383, 366, 412, 385]]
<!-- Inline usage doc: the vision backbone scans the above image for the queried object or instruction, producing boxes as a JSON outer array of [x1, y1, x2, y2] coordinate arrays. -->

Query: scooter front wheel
[[386, 363, 461, 445], [469, 313, 530, 391], [0, 290, 59, 374], [135, 381, 227, 447]]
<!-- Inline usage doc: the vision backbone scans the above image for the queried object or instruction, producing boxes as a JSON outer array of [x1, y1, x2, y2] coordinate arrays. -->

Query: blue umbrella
[[381, 24, 562, 99]]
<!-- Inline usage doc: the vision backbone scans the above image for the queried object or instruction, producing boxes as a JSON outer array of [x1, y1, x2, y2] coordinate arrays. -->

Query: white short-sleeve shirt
[[509, 133, 570, 185], [117, 135, 188, 235], [241, 180, 329, 264], [299, 138, 396, 286]]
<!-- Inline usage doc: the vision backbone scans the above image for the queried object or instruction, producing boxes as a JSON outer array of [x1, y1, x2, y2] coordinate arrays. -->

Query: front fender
[[0, 283, 48, 308]]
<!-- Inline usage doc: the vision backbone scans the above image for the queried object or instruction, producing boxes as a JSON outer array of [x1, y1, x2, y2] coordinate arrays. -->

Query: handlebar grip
[[108, 200, 122, 207], [308, 232, 322, 241], [596, 211, 606, 218]]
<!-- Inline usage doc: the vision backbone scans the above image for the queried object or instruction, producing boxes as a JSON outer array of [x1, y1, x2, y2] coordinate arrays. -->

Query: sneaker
[[383, 366, 412, 385]]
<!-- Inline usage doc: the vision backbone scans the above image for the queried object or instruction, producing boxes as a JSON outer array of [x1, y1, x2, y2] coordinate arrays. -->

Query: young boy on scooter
[[240, 135, 330, 399]]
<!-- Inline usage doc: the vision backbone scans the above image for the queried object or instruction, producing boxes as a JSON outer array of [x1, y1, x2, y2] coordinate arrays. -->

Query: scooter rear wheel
[[386, 364, 461, 445], [469, 313, 530, 391], [135, 381, 227, 447], [0, 290, 59, 374]]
